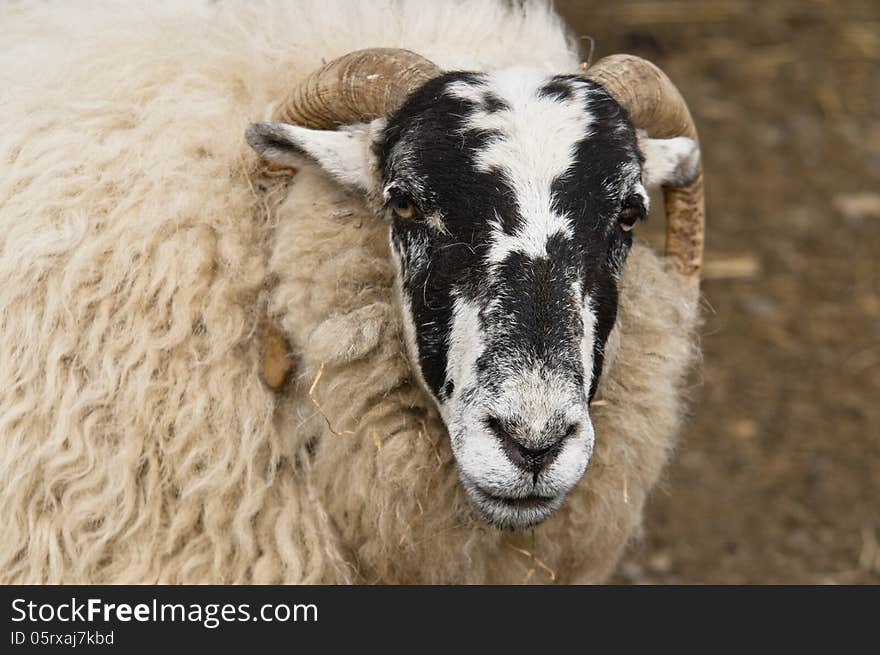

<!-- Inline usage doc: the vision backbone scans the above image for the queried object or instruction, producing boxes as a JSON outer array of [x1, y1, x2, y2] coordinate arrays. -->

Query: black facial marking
[[545, 77, 644, 393], [380, 72, 520, 396], [476, 233, 582, 381], [538, 76, 575, 102], [380, 72, 645, 402], [482, 92, 510, 113]]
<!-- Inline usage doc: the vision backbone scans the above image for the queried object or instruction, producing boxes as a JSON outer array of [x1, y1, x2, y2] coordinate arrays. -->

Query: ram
[[0, 0, 702, 583]]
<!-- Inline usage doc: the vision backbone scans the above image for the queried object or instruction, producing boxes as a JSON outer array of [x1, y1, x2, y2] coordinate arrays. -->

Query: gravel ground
[[556, 0, 880, 584]]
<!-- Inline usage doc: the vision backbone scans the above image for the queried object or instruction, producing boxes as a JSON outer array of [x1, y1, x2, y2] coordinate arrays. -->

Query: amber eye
[[390, 196, 418, 220], [619, 203, 643, 232]]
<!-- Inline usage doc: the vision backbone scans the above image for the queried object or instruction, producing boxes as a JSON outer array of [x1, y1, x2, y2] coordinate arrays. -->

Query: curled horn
[[273, 47, 442, 128], [586, 54, 705, 285]]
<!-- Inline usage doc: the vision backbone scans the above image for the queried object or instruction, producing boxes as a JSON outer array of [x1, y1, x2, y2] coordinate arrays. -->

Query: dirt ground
[[555, 0, 880, 583]]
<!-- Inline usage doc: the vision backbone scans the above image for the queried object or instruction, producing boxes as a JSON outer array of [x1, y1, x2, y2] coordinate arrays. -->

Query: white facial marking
[[485, 211, 572, 265], [449, 69, 594, 264], [444, 295, 485, 399], [575, 280, 597, 398]]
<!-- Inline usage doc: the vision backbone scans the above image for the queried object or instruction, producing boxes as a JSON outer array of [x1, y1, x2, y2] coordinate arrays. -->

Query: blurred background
[[555, 0, 880, 583]]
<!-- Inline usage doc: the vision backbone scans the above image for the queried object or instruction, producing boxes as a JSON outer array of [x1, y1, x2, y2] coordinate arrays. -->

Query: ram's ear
[[246, 121, 376, 191], [639, 135, 700, 188]]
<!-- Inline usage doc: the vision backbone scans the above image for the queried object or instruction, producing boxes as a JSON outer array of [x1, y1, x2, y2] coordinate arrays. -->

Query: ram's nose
[[484, 415, 579, 477]]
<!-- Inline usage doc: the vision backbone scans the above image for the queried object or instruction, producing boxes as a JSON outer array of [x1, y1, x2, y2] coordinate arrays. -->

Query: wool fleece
[[0, 0, 700, 583]]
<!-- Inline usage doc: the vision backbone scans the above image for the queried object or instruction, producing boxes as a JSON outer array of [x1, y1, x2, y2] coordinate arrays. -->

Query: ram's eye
[[390, 196, 418, 220], [619, 200, 645, 232]]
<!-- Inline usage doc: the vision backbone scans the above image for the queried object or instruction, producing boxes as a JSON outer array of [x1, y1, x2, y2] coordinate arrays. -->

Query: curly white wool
[[0, 0, 699, 583]]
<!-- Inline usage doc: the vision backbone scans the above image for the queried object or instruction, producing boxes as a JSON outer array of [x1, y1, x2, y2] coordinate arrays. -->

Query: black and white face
[[247, 68, 699, 530]]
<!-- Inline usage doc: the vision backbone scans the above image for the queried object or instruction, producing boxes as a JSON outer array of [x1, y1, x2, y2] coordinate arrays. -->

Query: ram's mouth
[[466, 484, 564, 530], [485, 491, 555, 510]]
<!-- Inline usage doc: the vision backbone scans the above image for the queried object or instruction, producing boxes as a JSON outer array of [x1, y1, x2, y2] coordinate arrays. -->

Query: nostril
[[485, 415, 571, 475]]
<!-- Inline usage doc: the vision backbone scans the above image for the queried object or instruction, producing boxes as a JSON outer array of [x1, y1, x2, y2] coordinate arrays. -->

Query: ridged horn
[[586, 54, 705, 285], [273, 48, 442, 128]]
